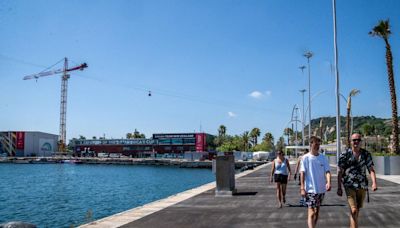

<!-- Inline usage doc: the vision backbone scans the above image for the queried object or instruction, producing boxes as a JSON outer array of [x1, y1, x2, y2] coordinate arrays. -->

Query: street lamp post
[[295, 106, 299, 157], [303, 52, 313, 145], [290, 105, 301, 157], [332, 0, 341, 163], [299, 89, 306, 146]]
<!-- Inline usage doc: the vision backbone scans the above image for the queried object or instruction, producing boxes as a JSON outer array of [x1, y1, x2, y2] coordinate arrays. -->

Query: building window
[[159, 139, 171, 145], [183, 138, 195, 144], [171, 139, 183, 144]]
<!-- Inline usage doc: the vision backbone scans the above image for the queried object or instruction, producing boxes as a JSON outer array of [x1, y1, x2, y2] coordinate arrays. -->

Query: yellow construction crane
[[23, 58, 88, 152]]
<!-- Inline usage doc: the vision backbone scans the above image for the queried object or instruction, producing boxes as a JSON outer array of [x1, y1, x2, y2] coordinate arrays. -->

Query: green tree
[[250, 128, 261, 146], [133, 129, 146, 138], [217, 135, 241, 152], [241, 131, 250, 151], [218, 125, 227, 137], [370, 19, 399, 154], [361, 123, 374, 136], [283, 128, 293, 145], [214, 125, 228, 147], [276, 136, 285, 151], [346, 89, 360, 148], [253, 132, 275, 152], [217, 141, 236, 152], [262, 132, 274, 150]]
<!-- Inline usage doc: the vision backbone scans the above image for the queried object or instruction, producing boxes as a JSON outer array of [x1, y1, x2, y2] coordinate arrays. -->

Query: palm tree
[[283, 128, 293, 145], [241, 131, 250, 151], [250, 128, 261, 146], [262, 132, 275, 151], [133, 129, 145, 138], [263, 132, 274, 144], [218, 125, 227, 137], [370, 19, 399, 153], [214, 125, 227, 147], [345, 89, 360, 148], [276, 136, 285, 151]]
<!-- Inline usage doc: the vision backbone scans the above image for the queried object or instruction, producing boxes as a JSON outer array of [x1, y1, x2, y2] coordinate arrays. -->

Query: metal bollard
[[215, 154, 236, 197]]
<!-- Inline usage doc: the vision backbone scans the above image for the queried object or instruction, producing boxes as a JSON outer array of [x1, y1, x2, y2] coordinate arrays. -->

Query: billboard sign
[[153, 134, 195, 139], [39, 138, 54, 156], [195, 133, 205, 152]]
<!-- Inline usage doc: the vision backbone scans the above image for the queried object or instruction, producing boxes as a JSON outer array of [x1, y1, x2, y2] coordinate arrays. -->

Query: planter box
[[372, 156, 400, 175], [328, 156, 337, 165]]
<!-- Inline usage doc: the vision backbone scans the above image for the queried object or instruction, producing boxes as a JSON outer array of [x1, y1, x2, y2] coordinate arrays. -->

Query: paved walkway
[[81, 162, 400, 228]]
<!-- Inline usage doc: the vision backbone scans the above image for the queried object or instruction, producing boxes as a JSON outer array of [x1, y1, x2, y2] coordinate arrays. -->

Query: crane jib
[[22, 63, 88, 80]]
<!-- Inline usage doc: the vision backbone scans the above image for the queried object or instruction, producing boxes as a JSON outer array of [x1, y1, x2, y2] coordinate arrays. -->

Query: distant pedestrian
[[295, 149, 309, 185], [337, 133, 378, 228], [300, 136, 331, 228], [270, 150, 291, 208], [294, 149, 309, 206]]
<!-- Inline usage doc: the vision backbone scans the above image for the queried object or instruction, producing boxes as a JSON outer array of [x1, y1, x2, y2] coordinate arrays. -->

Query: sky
[[0, 0, 399, 142]]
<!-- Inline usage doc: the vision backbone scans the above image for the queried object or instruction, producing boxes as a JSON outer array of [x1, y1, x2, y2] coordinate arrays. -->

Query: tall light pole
[[299, 65, 307, 146], [294, 106, 299, 157], [290, 105, 301, 157], [332, 0, 341, 163], [303, 51, 313, 145], [299, 88, 306, 146]]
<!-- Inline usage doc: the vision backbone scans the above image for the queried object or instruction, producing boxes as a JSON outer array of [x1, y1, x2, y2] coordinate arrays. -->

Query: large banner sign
[[153, 134, 195, 139], [16, 132, 25, 149], [195, 133, 205, 152]]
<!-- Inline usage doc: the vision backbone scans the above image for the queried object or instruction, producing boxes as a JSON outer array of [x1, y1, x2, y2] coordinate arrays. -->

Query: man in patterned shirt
[[337, 133, 378, 228]]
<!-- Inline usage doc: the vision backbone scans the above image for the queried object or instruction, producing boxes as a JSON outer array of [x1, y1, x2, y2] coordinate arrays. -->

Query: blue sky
[[0, 0, 399, 142]]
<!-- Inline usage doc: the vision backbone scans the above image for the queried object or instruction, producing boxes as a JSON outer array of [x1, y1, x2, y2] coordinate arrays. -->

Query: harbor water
[[0, 163, 214, 227]]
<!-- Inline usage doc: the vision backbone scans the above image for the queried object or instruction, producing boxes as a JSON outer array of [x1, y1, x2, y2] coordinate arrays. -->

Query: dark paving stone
[[121, 164, 400, 228]]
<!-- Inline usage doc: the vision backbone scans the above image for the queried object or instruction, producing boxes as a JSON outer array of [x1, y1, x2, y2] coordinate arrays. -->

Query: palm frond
[[369, 19, 391, 39]]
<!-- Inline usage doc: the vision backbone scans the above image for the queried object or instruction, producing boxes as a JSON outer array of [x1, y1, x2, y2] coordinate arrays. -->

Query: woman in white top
[[270, 150, 291, 208]]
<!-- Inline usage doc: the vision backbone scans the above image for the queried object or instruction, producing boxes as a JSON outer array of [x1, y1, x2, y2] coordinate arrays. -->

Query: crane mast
[[23, 57, 88, 153], [59, 58, 69, 152]]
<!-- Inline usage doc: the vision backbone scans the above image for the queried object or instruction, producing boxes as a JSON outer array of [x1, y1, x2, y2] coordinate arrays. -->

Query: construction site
[[0, 58, 88, 156]]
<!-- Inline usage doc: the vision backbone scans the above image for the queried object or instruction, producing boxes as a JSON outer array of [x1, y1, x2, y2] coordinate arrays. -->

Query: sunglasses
[[352, 139, 362, 142]]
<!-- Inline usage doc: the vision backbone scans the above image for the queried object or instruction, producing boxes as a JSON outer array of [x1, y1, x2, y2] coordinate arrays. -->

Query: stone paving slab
[[82, 162, 400, 228]]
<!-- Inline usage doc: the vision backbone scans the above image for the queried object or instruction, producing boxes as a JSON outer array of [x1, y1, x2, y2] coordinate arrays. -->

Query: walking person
[[337, 133, 378, 228], [270, 150, 291, 208], [295, 149, 309, 185], [300, 136, 331, 228], [294, 149, 309, 206]]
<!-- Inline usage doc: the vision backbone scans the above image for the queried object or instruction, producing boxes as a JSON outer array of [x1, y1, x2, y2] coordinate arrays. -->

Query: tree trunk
[[385, 39, 399, 154]]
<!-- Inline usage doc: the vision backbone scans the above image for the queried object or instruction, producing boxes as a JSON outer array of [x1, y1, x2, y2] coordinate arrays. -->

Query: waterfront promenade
[[81, 162, 400, 228]]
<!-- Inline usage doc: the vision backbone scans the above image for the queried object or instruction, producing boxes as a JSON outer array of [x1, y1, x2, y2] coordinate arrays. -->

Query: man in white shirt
[[300, 136, 331, 228]]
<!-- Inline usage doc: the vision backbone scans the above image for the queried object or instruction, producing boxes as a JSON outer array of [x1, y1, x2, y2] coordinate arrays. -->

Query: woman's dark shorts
[[274, 174, 288, 184]]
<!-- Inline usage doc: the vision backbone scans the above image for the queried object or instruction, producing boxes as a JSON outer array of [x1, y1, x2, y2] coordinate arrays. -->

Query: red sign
[[16, 132, 25, 149], [195, 133, 206, 152]]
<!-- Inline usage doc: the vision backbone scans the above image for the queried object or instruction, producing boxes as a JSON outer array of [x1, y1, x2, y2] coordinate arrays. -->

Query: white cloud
[[228, 111, 237, 117], [249, 91, 263, 99]]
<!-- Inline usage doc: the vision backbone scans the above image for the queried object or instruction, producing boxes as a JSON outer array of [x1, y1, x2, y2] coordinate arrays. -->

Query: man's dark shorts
[[305, 193, 325, 208], [274, 174, 288, 184]]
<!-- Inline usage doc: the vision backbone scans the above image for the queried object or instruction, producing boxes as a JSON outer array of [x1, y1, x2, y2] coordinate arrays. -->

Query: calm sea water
[[0, 163, 214, 227]]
